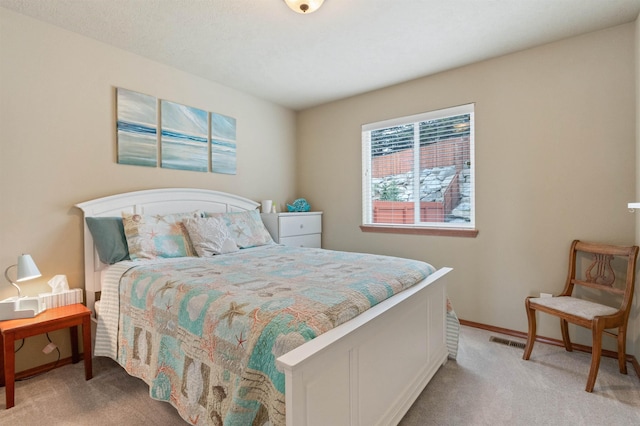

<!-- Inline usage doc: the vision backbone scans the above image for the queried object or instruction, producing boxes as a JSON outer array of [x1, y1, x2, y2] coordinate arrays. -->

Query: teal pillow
[[85, 217, 130, 264]]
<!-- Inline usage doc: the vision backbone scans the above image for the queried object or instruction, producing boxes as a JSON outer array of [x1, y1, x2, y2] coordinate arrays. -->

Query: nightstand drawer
[[279, 234, 321, 248], [280, 214, 322, 237]]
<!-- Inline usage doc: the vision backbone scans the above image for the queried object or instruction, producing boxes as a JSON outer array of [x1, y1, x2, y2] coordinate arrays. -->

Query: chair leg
[[560, 318, 573, 352], [617, 325, 628, 375], [523, 298, 536, 360], [586, 319, 605, 392]]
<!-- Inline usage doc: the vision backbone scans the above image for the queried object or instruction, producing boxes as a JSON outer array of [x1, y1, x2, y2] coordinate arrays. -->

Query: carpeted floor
[[400, 326, 640, 425], [1, 325, 639, 425]]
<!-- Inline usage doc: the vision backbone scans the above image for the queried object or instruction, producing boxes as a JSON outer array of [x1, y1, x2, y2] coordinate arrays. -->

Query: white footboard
[[276, 267, 451, 426]]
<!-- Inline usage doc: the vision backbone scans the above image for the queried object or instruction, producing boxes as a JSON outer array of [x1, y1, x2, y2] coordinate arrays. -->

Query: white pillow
[[183, 216, 239, 256], [206, 210, 274, 249]]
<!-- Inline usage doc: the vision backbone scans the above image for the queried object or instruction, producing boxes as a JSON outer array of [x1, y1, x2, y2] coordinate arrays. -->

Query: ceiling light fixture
[[284, 0, 324, 14]]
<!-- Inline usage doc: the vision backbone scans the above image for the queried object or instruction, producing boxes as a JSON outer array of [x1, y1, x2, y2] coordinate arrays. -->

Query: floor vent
[[489, 336, 526, 349]]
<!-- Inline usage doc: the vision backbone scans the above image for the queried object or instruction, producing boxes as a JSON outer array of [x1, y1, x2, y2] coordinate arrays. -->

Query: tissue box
[[38, 288, 83, 309]]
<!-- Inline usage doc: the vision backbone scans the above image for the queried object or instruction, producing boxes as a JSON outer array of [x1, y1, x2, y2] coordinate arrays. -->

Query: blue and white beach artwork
[[161, 101, 208, 172], [117, 88, 157, 167], [211, 112, 237, 175]]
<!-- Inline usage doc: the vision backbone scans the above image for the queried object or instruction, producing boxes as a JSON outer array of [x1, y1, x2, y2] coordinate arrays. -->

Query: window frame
[[361, 103, 477, 237]]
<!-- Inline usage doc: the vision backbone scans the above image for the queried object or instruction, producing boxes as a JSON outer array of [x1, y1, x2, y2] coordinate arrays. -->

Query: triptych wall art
[[116, 87, 237, 175]]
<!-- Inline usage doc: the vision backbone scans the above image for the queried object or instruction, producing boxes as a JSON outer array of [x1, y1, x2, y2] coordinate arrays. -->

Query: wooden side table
[[0, 304, 92, 409]]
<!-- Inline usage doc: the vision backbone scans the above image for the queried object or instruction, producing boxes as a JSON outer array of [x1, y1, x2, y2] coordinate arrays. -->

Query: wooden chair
[[523, 240, 639, 392]]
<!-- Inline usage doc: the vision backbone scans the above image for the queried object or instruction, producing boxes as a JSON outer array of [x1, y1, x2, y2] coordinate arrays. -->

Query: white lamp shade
[[284, 0, 324, 14], [16, 254, 41, 282]]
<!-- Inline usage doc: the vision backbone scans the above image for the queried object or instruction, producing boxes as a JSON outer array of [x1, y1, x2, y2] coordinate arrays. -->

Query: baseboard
[[15, 354, 79, 380], [459, 319, 640, 381]]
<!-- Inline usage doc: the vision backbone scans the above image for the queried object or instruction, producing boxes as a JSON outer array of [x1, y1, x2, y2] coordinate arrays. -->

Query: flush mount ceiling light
[[284, 0, 324, 14]]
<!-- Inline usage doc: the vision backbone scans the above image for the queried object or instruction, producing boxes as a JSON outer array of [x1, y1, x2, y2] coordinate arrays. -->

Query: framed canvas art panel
[[116, 88, 158, 167], [211, 112, 237, 175], [161, 100, 208, 172]]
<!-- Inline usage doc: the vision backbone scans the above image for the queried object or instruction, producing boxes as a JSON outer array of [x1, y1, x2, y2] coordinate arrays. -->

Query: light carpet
[[1, 325, 639, 425], [400, 326, 640, 425]]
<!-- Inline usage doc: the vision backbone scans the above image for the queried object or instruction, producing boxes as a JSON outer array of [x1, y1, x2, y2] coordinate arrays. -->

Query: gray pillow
[[85, 217, 130, 264], [183, 216, 239, 256]]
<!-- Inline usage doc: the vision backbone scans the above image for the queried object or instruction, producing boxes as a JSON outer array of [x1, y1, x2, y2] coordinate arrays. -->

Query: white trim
[[362, 103, 474, 132], [362, 103, 476, 230], [361, 131, 373, 224]]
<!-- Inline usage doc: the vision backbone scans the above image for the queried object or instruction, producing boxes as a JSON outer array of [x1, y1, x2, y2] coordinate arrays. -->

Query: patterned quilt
[[113, 245, 451, 425]]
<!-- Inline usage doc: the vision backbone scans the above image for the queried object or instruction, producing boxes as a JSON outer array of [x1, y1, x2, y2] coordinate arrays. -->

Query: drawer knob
[[300, 224, 304, 229]]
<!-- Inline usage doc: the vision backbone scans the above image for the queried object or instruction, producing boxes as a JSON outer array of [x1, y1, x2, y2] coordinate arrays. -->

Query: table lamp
[[1, 254, 47, 320], [4, 254, 41, 297]]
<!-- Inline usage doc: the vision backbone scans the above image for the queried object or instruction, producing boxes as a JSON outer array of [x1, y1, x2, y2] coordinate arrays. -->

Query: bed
[[75, 188, 457, 426]]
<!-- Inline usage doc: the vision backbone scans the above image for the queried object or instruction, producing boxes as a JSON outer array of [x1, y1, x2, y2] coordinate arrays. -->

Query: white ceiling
[[2, 0, 640, 110]]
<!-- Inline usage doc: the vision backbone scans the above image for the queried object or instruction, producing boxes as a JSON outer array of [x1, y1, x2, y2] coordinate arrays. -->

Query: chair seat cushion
[[529, 296, 618, 320]]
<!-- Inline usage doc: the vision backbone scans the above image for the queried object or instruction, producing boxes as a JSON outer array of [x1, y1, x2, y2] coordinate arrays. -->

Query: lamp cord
[[14, 333, 61, 381], [14, 338, 25, 352]]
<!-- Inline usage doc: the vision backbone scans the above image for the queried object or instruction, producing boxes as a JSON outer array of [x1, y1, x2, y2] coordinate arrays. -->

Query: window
[[361, 104, 476, 236]]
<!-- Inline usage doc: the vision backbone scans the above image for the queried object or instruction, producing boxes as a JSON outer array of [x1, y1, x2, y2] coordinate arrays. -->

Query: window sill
[[360, 225, 478, 238]]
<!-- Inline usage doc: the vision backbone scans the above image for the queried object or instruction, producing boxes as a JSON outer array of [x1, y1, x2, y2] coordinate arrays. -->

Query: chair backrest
[[562, 240, 639, 315]]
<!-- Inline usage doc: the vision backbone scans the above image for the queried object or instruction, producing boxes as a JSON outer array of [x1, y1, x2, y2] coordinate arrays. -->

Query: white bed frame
[[76, 188, 452, 426]]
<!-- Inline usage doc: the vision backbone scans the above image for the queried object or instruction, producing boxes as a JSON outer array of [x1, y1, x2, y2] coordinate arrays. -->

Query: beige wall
[[1, 6, 638, 373], [0, 8, 297, 372], [297, 24, 638, 355]]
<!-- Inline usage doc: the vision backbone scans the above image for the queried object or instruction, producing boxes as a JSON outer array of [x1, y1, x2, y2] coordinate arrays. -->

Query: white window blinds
[[362, 103, 475, 229]]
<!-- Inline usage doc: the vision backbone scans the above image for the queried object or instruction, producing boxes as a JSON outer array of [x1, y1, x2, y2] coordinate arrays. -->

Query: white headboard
[[75, 188, 259, 314]]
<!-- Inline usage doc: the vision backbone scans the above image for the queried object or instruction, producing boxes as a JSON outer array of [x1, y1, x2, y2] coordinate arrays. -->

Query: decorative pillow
[[121, 211, 199, 260], [85, 217, 130, 264], [207, 210, 274, 249], [183, 216, 239, 256]]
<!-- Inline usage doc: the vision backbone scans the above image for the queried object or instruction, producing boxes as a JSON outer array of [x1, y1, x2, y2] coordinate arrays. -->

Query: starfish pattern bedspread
[[113, 245, 447, 425]]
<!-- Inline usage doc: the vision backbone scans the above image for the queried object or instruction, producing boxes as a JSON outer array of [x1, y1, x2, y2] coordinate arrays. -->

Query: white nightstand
[[261, 212, 322, 248]]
